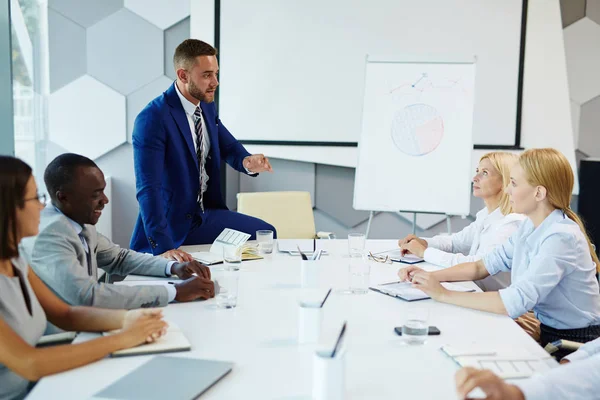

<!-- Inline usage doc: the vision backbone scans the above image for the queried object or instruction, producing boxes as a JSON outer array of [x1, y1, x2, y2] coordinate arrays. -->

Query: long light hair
[[479, 152, 519, 215], [519, 148, 600, 272]]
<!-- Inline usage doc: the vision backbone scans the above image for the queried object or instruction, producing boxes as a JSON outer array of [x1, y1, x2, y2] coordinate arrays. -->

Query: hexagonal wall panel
[[125, 0, 190, 30], [564, 18, 600, 104], [48, 9, 86, 93], [49, 75, 126, 160], [571, 100, 581, 148], [560, 0, 586, 28], [588, 0, 600, 25], [579, 95, 600, 157], [48, 0, 123, 28], [87, 8, 164, 95], [126, 75, 173, 142], [164, 17, 191, 80]]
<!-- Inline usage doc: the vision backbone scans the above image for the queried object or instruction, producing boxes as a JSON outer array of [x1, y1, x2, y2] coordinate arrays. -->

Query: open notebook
[[370, 281, 475, 302], [191, 228, 263, 265], [103, 322, 191, 357]]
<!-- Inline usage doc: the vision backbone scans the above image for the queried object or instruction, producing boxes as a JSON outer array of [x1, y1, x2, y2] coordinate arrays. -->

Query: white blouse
[[422, 207, 525, 290]]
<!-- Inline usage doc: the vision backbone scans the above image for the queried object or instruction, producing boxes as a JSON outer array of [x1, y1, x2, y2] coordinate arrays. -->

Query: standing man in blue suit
[[130, 39, 276, 259]]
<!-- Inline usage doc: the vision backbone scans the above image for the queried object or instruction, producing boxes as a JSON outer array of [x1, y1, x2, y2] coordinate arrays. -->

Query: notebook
[[371, 248, 424, 264], [277, 239, 328, 256], [94, 356, 233, 400], [370, 281, 475, 301], [36, 331, 77, 347], [191, 228, 263, 265], [103, 322, 191, 357]]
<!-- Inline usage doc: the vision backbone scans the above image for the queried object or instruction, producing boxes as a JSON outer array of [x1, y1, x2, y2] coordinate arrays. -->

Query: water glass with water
[[256, 229, 274, 254], [348, 233, 366, 257], [215, 268, 239, 309], [223, 245, 242, 271], [402, 306, 430, 345], [348, 254, 370, 294]]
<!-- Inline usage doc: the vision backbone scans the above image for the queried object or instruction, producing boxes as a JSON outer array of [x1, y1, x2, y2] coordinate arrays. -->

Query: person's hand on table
[[243, 154, 273, 173], [400, 239, 427, 258], [410, 271, 447, 301], [121, 309, 168, 345], [171, 260, 211, 280], [398, 234, 428, 256], [159, 249, 193, 262], [174, 276, 215, 302], [397, 265, 425, 282], [455, 367, 525, 400]]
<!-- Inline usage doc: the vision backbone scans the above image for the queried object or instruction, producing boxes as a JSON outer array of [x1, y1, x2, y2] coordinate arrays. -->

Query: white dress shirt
[[54, 206, 177, 302], [423, 207, 525, 290], [515, 337, 600, 399], [175, 82, 211, 201], [483, 209, 600, 328]]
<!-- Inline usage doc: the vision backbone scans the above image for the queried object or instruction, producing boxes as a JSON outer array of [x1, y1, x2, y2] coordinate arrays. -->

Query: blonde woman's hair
[[479, 151, 519, 215], [519, 148, 600, 272]]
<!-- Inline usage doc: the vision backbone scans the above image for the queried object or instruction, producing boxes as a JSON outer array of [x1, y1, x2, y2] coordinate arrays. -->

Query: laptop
[[94, 356, 233, 399]]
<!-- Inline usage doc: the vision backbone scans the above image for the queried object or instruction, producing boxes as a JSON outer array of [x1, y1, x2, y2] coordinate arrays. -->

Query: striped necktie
[[193, 106, 208, 211]]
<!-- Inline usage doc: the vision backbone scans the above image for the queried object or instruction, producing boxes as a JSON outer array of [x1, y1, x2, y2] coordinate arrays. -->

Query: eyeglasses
[[24, 193, 47, 205], [368, 251, 392, 264]]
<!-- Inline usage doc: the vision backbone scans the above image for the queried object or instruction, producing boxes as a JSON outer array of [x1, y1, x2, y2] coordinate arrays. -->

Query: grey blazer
[[20, 207, 171, 309]]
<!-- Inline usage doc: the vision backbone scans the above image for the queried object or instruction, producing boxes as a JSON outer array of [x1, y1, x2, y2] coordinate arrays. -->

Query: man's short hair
[[173, 39, 218, 71], [44, 153, 98, 203]]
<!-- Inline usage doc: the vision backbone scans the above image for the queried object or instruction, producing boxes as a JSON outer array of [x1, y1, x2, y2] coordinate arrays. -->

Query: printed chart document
[[370, 281, 474, 301], [103, 322, 191, 357], [190, 228, 261, 265]]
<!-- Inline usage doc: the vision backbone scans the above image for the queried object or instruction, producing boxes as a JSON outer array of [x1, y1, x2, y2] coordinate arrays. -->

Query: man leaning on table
[[20, 153, 216, 309]]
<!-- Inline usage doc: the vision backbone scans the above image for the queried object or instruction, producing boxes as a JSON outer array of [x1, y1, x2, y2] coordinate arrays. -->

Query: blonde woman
[[398, 152, 525, 291], [398, 149, 600, 353]]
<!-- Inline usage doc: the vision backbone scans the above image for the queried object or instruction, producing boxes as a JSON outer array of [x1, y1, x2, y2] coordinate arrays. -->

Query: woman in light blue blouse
[[398, 148, 600, 350]]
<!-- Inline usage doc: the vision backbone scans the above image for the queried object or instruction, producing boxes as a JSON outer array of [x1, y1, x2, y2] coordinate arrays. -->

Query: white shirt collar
[[174, 81, 200, 117], [53, 205, 83, 235]]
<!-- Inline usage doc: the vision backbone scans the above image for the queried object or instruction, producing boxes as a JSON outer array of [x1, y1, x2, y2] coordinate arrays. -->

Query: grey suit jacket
[[20, 207, 171, 309]]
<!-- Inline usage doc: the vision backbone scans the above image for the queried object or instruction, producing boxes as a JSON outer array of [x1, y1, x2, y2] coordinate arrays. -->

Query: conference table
[[28, 240, 549, 399]]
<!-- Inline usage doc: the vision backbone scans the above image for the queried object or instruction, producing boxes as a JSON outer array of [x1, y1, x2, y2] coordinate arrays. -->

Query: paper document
[[190, 228, 262, 265], [103, 321, 191, 357], [370, 281, 474, 301], [453, 355, 557, 379], [277, 239, 327, 256]]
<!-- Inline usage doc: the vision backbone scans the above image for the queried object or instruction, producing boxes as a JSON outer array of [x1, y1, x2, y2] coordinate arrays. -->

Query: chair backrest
[[237, 191, 316, 239]]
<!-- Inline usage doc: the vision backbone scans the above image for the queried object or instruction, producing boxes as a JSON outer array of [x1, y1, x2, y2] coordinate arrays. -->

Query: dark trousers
[[183, 208, 277, 245], [540, 323, 600, 360]]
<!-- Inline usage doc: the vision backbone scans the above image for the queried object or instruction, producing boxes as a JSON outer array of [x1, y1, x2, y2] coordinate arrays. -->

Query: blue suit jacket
[[130, 83, 252, 254]]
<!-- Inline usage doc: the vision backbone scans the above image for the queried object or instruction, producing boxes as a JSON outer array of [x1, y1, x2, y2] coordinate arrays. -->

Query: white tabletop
[[27, 240, 547, 400]]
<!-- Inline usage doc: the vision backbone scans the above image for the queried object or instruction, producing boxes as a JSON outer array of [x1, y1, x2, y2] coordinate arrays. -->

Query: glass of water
[[402, 306, 430, 345], [256, 229, 274, 254], [223, 245, 242, 271], [348, 233, 366, 258], [215, 269, 239, 309], [349, 253, 370, 294]]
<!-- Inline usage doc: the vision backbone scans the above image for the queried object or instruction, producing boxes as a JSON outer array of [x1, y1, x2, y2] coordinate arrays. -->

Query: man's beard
[[188, 80, 214, 103]]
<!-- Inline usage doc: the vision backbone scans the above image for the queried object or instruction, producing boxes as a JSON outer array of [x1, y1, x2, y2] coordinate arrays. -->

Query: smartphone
[[394, 326, 441, 336]]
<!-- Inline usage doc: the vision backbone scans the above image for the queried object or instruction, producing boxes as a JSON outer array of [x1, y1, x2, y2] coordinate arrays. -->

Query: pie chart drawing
[[391, 103, 444, 156]]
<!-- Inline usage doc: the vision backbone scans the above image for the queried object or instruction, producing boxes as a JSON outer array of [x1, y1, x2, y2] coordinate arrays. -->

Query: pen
[[331, 321, 347, 358], [320, 288, 332, 308], [313, 238, 316, 253], [297, 245, 308, 261]]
